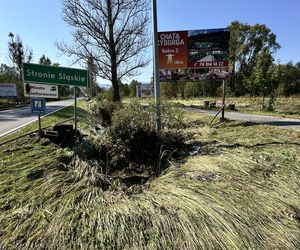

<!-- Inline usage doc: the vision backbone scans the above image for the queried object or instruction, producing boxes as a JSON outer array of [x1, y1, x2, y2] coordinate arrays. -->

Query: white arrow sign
[[24, 82, 58, 99]]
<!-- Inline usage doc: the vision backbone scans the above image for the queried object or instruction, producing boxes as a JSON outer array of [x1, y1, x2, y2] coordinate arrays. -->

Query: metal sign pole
[[152, 0, 161, 132], [74, 87, 77, 134], [221, 79, 226, 122], [38, 113, 42, 135]]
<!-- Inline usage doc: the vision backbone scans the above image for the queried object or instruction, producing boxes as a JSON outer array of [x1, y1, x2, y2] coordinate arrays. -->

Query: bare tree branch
[[57, 0, 151, 101]]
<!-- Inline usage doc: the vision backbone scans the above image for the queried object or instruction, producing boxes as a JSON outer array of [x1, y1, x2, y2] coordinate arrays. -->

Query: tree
[[39, 54, 52, 65], [244, 48, 276, 107], [0, 64, 17, 78], [245, 48, 273, 96], [129, 79, 139, 97], [119, 82, 130, 97], [229, 21, 280, 95], [276, 62, 300, 96], [8, 33, 33, 80], [57, 0, 151, 102]]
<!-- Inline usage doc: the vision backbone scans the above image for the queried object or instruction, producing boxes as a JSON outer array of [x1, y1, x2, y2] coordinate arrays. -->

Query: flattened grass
[[0, 107, 299, 249]]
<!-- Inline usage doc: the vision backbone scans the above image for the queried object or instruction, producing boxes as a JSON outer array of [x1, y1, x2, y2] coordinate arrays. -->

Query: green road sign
[[23, 63, 88, 87]]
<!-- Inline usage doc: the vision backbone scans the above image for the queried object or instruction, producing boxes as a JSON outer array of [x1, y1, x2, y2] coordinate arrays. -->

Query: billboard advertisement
[[136, 84, 154, 98], [0, 83, 17, 98], [158, 31, 188, 69], [158, 28, 230, 81]]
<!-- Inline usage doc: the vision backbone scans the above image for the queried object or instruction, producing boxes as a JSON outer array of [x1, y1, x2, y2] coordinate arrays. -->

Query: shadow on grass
[[262, 121, 300, 127], [218, 141, 300, 149], [186, 140, 300, 157]]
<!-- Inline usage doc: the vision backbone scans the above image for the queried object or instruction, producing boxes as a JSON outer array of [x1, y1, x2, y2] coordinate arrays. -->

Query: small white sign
[[136, 84, 154, 98], [24, 82, 58, 99], [0, 83, 17, 98]]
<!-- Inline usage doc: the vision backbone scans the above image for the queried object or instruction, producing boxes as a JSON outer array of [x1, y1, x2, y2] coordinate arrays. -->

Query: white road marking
[[0, 102, 73, 138]]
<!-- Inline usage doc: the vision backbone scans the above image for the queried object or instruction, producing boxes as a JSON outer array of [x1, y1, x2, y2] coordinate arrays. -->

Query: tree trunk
[[229, 64, 235, 94], [107, 0, 120, 102], [111, 67, 120, 102], [262, 95, 265, 109]]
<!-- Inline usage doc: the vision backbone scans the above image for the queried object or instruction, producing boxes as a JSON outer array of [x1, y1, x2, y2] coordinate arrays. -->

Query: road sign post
[[23, 63, 88, 136], [221, 79, 226, 122], [38, 113, 42, 135], [152, 0, 161, 132], [74, 87, 78, 134], [30, 98, 46, 135]]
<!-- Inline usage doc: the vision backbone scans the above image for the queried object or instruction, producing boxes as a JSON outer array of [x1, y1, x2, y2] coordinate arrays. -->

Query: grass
[[168, 96, 300, 119], [0, 102, 300, 249]]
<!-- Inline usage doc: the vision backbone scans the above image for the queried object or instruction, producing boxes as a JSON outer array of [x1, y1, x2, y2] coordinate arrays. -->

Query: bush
[[94, 100, 185, 175], [89, 99, 122, 127]]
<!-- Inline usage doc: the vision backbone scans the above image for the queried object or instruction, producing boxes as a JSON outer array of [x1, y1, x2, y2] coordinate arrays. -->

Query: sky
[[1, 0, 300, 84]]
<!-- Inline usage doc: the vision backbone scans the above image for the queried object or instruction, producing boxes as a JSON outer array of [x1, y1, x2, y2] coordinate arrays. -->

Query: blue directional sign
[[31, 98, 46, 113]]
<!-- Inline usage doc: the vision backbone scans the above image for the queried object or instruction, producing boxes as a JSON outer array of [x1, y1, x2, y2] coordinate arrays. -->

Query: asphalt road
[[187, 107, 300, 132], [0, 99, 74, 137]]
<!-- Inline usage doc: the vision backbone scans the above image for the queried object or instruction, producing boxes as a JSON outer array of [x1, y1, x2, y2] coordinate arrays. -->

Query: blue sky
[[1, 0, 300, 84]]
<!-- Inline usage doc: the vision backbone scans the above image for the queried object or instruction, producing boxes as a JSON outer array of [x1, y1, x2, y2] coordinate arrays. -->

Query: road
[[0, 99, 74, 137], [1, 101, 299, 138], [186, 108, 300, 132]]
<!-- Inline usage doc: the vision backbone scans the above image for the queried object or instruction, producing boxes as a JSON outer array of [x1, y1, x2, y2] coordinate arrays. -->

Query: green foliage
[[229, 21, 280, 95], [276, 62, 300, 96], [267, 94, 276, 111], [161, 81, 185, 99], [93, 100, 185, 174], [89, 99, 121, 127], [97, 87, 113, 101], [129, 79, 139, 97], [119, 82, 130, 97], [244, 48, 274, 96], [58, 85, 72, 99], [8, 32, 33, 80], [96, 83, 130, 101], [161, 80, 223, 99], [39, 54, 52, 65]]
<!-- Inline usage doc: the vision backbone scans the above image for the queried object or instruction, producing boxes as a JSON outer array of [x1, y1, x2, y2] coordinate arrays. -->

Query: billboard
[[0, 83, 17, 98], [136, 84, 154, 98], [158, 28, 230, 81]]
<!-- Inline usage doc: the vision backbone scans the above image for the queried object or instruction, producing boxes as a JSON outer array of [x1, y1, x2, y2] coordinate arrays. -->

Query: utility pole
[[152, 0, 161, 132]]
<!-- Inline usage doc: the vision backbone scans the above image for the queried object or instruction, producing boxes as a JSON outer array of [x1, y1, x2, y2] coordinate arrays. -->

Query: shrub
[[94, 100, 185, 175], [89, 99, 122, 127]]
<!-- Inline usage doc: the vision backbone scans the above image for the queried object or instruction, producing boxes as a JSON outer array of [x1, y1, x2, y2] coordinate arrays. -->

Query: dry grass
[[168, 96, 300, 118], [0, 105, 299, 249]]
